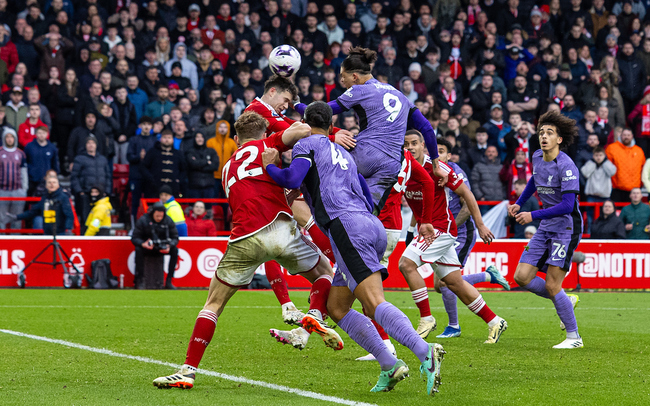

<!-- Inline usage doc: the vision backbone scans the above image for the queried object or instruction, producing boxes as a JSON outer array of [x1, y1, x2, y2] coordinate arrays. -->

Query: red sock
[[184, 310, 217, 368], [362, 305, 389, 340], [467, 295, 497, 324], [411, 287, 432, 317], [305, 217, 336, 263], [309, 275, 332, 316], [265, 261, 291, 305]]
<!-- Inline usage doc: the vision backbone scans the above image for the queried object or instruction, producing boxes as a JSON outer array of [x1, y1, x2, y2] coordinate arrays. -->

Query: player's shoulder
[[532, 149, 544, 159], [556, 151, 579, 176], [245, 98, 278, 118]]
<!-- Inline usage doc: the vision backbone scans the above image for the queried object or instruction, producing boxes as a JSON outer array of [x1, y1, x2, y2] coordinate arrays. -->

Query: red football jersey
[[405, 157, 463, 236], [221, 131, 292, 242], [245, 97, 296, 136], [378, 150, 435, 230]]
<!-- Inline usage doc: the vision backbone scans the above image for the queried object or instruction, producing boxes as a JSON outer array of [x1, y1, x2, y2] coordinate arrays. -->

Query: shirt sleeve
[[291, 138, 312, 163], [264, 130, 291, 153], [335, 86, 361, 112], [445, 166, 464, 192], [560, 160, 580, 195]]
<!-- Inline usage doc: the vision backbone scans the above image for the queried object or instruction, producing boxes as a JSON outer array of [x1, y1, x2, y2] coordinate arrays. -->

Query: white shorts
[[401, 232, 461, 280], [380, 229, 402, 267], [216, 216, 321, 287]]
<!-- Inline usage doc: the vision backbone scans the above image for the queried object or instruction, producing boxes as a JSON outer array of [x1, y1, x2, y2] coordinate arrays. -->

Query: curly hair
[[536, 110, 578, 150], [341, 47, 377, 74]]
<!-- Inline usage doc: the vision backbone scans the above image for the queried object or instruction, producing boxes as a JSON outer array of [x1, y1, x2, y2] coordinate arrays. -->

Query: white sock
[[484, 271, 492, 283], [383, 339, 396, 355], [411, 287, 429, 304], [487, 316, 500, 328], [567, 331, 580, 339], [307, 309, 322, 320], [182, 364, 197, 372], [448, 323, 460, 329], [421, 315, 435, 322]]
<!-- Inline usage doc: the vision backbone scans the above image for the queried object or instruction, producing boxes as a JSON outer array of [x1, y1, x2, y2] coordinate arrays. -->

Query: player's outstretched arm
[[294, 100, 345, 116], [280, 121, 312, 147], [408, 108, 439, 160], [263, 148, 310, 189], [454, 183, 494, 244]]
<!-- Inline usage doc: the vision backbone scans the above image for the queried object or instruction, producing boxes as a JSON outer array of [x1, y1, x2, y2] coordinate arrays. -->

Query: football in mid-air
[[269, 45, 302, 77]]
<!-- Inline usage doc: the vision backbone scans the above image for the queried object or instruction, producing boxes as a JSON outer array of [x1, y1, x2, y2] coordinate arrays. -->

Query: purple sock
[[337, 309, 397, 371], [552, 290, 578, 334], [440, 286, 459, 327], [524, 276, 550, 299], [374, 301, 429, 363], [463, 273, 486, 285]]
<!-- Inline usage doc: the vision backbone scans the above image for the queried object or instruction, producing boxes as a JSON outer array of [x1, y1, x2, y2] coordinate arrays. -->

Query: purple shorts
[[519, 229, 581, 271], [352, 147, 401, 212], [329, 212, 388, 293], [455, 221, 476, 267]]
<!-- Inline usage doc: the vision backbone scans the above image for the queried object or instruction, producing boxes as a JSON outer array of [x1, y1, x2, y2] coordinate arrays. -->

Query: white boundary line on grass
[[0, 328, 378, 406], [1, 305, 648, 311]]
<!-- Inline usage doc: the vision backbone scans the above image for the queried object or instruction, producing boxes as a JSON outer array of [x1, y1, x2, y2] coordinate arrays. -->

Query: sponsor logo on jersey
[[562, 170, 576, 181], [579, 253, 650, 279], [404, 190, 423, 200], [537, 186, 555, 195]]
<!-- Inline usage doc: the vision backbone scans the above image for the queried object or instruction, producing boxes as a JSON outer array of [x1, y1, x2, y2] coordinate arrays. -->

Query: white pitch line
[[0, 305, 648, 311], [0, 328, 377, 406]]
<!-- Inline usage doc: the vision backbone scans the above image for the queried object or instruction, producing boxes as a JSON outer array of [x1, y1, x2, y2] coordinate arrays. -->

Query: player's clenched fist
[[262, 148, 280, 168], [507, 204, 520, 217]]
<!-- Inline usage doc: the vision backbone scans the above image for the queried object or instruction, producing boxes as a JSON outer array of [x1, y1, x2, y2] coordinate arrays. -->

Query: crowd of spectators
[[0, 0, 649, 239]]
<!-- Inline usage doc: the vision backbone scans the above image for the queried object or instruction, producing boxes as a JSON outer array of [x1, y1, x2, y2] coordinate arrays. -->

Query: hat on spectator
[[606, 34, 618, 42], [171, 61, 182, 71], [159, 185, 174, 196], [89, 36, 100, 44], [408, 62, 422, 73], [530, 7, 542, 18], [188, 4, 200, 12], [560, 63, 571, 71], [491, 104, 502, 111], [644, 85, 650, 98], [540, 5, 550, 14], [168, 81, 180, 90], [85, 136, 98, 145], [524, 225, 537, 235], [11, 86, 22, 93], [90, 184, 105, 196], [511, 24, 523, 32]]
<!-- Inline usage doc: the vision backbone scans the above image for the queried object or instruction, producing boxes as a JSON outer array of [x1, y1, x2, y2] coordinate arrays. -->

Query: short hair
[[514, 178, 528, 187], [263, 75, 298, 99], [593, 146, 605, 154], [437, 137, 453, 153], [476, 127, 488, 134], [238, 65, 251, 74], [304, 101, 333, 130], [35, 126, 48, 133], [405, 129, 423, 141], [234, 111, 269, 141], [536, 110, 578, 150], [160, 129, 173, 137]]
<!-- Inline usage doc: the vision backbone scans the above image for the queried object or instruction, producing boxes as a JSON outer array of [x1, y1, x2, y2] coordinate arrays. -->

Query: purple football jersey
[[292, 134, 372, 226], [335, 79, 414, 168], [531, 149, 582, 233]]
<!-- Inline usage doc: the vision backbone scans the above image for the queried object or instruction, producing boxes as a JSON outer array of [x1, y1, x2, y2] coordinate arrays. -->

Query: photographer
[[10, 176, 74, 235], [131, 202, 179, 289]]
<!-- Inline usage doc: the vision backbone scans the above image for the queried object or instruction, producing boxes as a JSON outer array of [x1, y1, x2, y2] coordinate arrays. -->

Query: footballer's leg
[[292, 198, 336, 263], [153, 240, 258, 389], [546, 265, 582, 349], [264, 260, 305, 325], [398, 240, 437, 338]]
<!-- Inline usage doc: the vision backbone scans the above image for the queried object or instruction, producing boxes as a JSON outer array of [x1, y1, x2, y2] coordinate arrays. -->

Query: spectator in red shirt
[[18, 104, 47, 148], [186, 200, 217, 236], [201, 15, 225, 47], [0, 24, 19, 74]]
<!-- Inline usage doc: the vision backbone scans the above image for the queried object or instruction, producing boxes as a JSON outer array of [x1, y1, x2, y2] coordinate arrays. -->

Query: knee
[[398, 257, 415, 275], [326, 301, 347, 323], [513, 267, 531, 287], [545, 280, 562, 297]]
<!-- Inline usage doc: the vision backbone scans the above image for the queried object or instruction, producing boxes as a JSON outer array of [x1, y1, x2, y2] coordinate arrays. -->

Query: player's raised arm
[[453, 182, 494, 244], [408, 108, 439, 160], [280, 121, 312, 147], [262, 148, 310, 189]]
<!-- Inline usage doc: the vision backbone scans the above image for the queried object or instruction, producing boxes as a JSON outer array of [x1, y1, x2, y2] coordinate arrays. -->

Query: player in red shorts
[[152, 112, 341, 390], [244, 75, 355, 325]]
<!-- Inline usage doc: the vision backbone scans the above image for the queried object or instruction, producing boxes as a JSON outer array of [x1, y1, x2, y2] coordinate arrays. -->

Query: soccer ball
[[269, 45, 302, 77]]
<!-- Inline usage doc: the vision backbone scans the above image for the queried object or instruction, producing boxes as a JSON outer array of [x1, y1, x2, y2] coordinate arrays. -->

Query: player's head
[[436, 137, 453, 163], [263, 74, 298, 113], [403, 129, 424, 160], [340, 47, 377, 88], [234, 111, 269, 146], [303, 101, 333, 134], [536, 110, 577, 153]]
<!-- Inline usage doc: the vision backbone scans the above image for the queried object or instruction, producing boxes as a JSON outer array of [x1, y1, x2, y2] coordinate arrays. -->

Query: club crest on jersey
[[547, 175, 553, 185]]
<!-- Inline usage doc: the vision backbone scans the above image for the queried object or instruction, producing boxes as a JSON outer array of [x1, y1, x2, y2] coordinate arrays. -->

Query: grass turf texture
[[1, 290, 649, 406]]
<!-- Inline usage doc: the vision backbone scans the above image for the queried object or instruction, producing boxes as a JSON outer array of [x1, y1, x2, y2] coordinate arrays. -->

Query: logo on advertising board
[[197, 248, 224, 278], [579, 253, 650, 279], [0, 249, 25, 274]]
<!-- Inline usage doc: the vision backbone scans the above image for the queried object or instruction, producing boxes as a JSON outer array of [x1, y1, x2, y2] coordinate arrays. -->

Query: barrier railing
[[0, 196, 80, 235], [141, 198, 231, 236]]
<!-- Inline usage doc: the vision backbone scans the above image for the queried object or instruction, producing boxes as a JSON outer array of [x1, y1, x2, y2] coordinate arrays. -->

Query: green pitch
[[1, 289, 649, 406]]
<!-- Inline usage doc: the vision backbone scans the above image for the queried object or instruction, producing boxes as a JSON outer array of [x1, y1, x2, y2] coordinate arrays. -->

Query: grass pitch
[[1, 289, 649, 406]]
